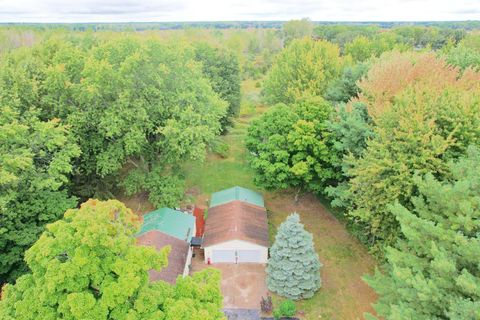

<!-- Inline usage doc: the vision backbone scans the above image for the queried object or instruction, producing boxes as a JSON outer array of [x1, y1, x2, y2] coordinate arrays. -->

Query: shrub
[[273, 299, 297, 319]]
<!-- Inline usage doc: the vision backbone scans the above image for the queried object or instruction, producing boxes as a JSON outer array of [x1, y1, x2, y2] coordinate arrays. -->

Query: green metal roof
[[138, 208, 195, 242], [210, 186, 264, 208]]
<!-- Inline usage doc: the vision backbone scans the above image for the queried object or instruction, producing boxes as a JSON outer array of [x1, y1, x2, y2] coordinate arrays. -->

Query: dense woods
[[1, 19, 480, 319]]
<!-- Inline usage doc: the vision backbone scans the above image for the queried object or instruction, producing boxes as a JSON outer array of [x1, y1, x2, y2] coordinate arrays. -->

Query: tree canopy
[[0, 199, 224, 320], [262, 38, 345, 105], [246, 97, 337, 195], [338, 52, 480, 254], [0, 106, 80, 283], [365, 147, 480, 320]]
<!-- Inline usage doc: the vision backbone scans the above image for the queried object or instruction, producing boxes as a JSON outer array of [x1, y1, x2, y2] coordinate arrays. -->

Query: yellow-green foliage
[[263, 38, 345, 105], [343, 52, 480, 254], [0, 200, 224, 320]]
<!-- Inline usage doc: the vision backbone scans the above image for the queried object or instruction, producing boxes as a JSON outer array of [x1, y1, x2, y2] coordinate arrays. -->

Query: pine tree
[[364, 146, 480, 319], [267, 213, 322, 300]]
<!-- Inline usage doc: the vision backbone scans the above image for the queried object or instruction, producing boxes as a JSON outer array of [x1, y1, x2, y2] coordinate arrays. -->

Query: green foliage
[[273, 299, 297, 319], [325, 102, 374, 209], [267, 213, 321, 300], [0, 106, 80, 283], [210, 138, 230, 158], [344, 84, 480, 255], [365, 146, 480, 320], [0, 36, 227, 205], [325, 62, 370, 104], [246, 97, 338, 193], [445, 34, 480, 71], [194, 43, 241, 130], [282, 19, 314, 46], [0, 199, 224, 320], [344, 34, 408, 62], [262, 38, 344, 105]]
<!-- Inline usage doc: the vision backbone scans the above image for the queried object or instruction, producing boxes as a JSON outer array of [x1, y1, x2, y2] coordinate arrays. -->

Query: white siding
[[182, 246, 193, 277], [204, 240, 268, 264]]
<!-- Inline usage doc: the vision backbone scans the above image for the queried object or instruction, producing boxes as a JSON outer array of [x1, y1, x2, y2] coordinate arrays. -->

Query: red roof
[[193, 207, 205, 237], [203, 200, 269, 248]]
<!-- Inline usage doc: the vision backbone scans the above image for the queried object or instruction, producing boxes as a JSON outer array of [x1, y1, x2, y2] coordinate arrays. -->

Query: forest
[[0, 18, 480, 320]]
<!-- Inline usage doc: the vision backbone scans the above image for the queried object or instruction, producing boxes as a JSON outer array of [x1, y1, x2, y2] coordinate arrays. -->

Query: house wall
[[204, 240, 268, 264], [183, 246, 193, 277]]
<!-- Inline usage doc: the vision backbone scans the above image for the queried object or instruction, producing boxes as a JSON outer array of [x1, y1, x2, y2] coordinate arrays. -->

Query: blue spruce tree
[[267, 213, 322, 300]]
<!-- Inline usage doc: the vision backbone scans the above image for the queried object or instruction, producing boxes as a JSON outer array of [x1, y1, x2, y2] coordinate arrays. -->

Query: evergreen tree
[[365, 146, 480, 320], [267, 213, 321, 300]]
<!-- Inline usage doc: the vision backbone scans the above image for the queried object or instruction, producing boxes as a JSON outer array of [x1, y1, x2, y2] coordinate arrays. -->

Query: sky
[[0, 0, 479, 23]]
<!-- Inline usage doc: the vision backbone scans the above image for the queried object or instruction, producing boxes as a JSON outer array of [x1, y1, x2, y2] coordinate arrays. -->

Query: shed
[[203, 200, 269, 264], [210, 186, 264, 208]]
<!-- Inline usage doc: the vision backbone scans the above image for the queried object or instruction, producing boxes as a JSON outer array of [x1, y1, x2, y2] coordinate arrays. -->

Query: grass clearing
[[121, 79, 377, 319], [182, 80, 378, 319]]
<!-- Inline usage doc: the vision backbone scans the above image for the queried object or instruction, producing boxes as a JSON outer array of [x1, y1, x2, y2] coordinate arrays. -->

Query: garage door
[[212, 250, 235, 263], [237, 250, 261, 263]]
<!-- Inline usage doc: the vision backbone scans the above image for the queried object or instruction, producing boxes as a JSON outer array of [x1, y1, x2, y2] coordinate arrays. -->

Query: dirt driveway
[[191, 250, 268, 309]]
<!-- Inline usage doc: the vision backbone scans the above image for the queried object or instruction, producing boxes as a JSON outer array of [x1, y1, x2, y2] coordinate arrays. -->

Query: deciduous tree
[[246, 97, 337, 195], [262, 38, 344, 105], [0, 106, 80, 284], [0, 199, 224, 320]]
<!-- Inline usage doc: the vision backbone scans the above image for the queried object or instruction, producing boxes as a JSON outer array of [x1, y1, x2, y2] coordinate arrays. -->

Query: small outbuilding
[[136, 208, 196, 283], [210, 186, 264, 208], [203, 186, 269, 264]]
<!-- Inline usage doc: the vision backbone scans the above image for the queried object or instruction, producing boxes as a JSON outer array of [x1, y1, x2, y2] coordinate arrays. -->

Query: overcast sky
[[0, 0, 479, 23]]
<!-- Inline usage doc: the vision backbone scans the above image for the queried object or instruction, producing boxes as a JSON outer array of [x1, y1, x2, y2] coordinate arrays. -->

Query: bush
[[273, 300, 297, 319], [211, 138, 230, 158]]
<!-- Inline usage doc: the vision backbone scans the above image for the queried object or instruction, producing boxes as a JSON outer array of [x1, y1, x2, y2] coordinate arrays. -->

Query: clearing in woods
[[124, 79, 378, 319]]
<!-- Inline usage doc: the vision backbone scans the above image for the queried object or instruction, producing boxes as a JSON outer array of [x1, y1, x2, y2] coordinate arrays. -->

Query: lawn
[[120, 79, 378, 318], [182, 79, 378, 319]]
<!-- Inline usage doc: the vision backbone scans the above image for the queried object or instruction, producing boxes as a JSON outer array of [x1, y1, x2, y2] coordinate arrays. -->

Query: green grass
[[183, 79, 264, 194], [183, 79, 378, 319]]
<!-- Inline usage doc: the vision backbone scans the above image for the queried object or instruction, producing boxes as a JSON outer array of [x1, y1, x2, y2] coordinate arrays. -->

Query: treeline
[[0, 33, 241, 285], [2, 20, 480, 31], [246, 22, 480, 319]]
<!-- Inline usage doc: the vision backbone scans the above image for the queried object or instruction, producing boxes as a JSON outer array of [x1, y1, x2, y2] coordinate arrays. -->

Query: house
[[203, 187, 269, 264], [136, 208, 196, 284]]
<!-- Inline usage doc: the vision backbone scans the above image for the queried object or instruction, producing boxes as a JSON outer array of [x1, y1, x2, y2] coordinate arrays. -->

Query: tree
[[344, 36, 376, 62], [344, 80, 480, 255], [0, 36, 227, 205], [0, 106, 80, 284], [246, 97, 338, 196], [325, 102, 374, 209], [267, 213, 321, 300], [0, 199, 224, 320], [282, 18, 314, 46], [325, 62, 370, 104], [365, 146, 480, 320], [445, 34, 480, 71], [262, 38, 344, 105], [194, 43, 241, 130]]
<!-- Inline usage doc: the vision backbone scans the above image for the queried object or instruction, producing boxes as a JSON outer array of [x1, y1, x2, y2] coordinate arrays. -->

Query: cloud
[[0, 0, 478, 22]]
